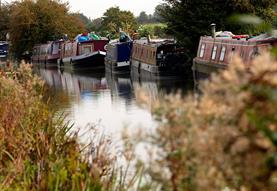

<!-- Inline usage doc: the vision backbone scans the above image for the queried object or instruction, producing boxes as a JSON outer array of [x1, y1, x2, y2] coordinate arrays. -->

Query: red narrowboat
[[32, 41, 62, 67], [58, 39, 108, 71], [192, 32, 277, 80]]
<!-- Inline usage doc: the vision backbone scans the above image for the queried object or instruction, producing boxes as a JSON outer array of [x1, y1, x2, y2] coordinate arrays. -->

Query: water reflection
[[37, 68, 193, 142]]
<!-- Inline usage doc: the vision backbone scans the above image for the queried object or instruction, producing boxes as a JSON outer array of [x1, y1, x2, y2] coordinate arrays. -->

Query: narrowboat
[[105, 41, 133, 74], [0, 41, 8, 61], [105, 32, 133, 74], [32, 41, 62, 67], [131, 39, 188, 76], [58, 39, 108, 71], [192, 31, 277, 80]]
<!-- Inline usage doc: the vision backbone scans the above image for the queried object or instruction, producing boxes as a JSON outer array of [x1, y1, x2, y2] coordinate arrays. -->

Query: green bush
[[138, 23, 167, 38]]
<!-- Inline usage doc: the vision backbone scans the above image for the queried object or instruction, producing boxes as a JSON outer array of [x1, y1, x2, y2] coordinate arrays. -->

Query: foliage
[[0, 64, 140, 191], [7, 0, 85, 58], [138, 23, 167, 38], [0, 4, 10, 41], [159, 0, 277, 61], [136, 5, 164, 24], [101, 7, 138, 38], [92, 18, 104, 32], [134, 53, 277, 190], [73, 13, 96, 32], [273, 6, 277, 28], [137, 11, 149, 24]]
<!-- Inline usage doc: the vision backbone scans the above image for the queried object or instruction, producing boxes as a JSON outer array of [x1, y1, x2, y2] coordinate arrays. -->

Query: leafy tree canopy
[[159, 0, 277, 60], [136, 5, 164, 24], [101, 7, 137, 38], [73, 13, 96, 32], [137, 11, 149, 24], [0, 4, 10, 41], [7, 0, 85, 58]]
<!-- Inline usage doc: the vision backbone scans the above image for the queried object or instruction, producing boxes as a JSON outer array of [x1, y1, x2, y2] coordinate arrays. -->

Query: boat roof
[[134, 38, 176, 47], [248, 32, 276, 42], [0, 41, 8, 45], [203, 30, 276, 42]]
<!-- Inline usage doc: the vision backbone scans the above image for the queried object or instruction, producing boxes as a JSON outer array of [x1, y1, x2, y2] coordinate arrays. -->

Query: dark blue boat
[[105, 32, 133, 74], [0, 41, 8, 61]]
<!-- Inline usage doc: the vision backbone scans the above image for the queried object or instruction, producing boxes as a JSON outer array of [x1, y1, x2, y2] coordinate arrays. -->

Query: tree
[[73, 13, 96, 32], [101, 7, 137, 38], [159, 0, 277, 61], [153, 4, 164, 22], [92, 18, 103, 32], [8, 0, 85, 58], [137, 11, 149, 24], [0, 4, 10, 41]]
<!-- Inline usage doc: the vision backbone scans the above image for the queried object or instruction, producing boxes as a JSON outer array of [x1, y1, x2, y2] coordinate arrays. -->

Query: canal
[[36, 67, 194, 144]]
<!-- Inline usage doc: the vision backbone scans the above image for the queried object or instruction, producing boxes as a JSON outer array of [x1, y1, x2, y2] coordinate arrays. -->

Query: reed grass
[[0, 64, 122, 191], [134, 53, 277, 191]]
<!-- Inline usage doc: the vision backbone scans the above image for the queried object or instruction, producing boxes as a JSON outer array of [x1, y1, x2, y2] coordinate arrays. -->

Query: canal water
[[37, 67, 194, 145]]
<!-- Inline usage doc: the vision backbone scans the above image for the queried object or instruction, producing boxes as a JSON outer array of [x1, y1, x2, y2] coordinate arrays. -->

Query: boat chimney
[[147, 35, 151, 43], [211, 23, 216, 38]]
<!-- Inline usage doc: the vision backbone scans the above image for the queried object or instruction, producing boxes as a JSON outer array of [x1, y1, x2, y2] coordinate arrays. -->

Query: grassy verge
[[0, 64, 122, 190]]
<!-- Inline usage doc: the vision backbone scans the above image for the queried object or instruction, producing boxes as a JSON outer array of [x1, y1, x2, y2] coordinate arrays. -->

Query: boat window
[[52, 43, 59, 54], [199, 44, 205, 58], [153, 51, 156, 59], [211, 45, 217, 60], [81, 46, 92, 54], [219, 46, 226, 61]]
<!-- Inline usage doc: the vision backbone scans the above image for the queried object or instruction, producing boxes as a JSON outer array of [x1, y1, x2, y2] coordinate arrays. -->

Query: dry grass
[[134, 53, 277, 191], [0, 64, 136, 191]]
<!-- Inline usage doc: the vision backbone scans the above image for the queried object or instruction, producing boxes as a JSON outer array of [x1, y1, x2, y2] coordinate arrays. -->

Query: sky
[[4, 0, 163, 19]]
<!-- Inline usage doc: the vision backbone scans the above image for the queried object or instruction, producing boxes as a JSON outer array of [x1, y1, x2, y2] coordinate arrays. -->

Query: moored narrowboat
[[131, 39, 188, 76], [105, 31, 133, 74], [192, 32, 277, 80], [32, 41, 62, 67], [58, 39, 108, 71], [105, 41, 133, 74]]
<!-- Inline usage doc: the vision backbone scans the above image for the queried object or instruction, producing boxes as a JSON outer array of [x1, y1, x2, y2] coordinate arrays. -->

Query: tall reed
[[134, 53, 277, 191], [0, 64, 121, 190]]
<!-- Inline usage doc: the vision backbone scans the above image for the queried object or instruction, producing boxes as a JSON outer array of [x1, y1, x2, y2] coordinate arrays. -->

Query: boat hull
[[105, 59, 130, 74], [131, 59, 191, 77], [192, 58, 227, 84], [59, 51, 106, 71]]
